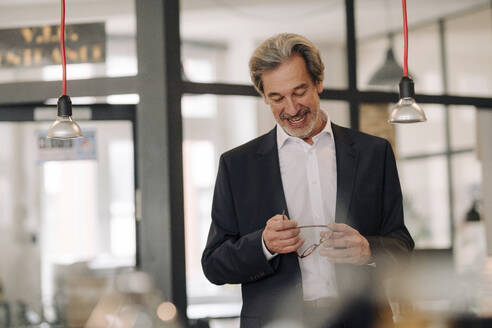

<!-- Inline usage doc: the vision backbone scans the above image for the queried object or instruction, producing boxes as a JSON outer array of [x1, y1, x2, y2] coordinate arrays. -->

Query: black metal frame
[[162, 0, 188, 321], [182, 81, 492, 107]]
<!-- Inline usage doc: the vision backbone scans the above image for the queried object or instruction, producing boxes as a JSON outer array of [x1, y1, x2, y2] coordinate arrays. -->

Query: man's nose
[[284, 97, 298, 115]]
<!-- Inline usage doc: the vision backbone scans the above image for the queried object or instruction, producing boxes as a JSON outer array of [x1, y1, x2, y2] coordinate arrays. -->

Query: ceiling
[[180, 0, 491, 43], [0, 0, 489, 41]]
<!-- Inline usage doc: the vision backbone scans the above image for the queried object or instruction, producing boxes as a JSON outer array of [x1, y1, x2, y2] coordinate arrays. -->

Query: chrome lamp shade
[[389, 76, 427, 124], [47, 95, 83, 139]]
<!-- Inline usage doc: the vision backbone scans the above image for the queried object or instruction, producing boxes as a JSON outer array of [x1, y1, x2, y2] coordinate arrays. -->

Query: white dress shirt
[[262, 110, 338, 300]]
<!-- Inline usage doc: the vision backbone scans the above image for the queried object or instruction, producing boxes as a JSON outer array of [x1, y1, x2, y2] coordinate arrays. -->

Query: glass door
[[0, 108, 136, 326]]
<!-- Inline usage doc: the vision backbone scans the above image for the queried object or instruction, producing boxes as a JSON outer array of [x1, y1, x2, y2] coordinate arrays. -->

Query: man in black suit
[[202, 33, 414, 328]]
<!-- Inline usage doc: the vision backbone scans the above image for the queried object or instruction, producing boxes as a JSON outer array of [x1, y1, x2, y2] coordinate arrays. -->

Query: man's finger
[[276, 236, 303, 248], [320, 231, 343, 239], [275, 227, 300, 240], [319, 246, 356, 258], [322, 235, 359, 248], [281, 238, 305, 254], [268, 214, 286, 223], [326, 222, 356, 234], [324, 231, 346, 239], [270, 219, 298, 231]]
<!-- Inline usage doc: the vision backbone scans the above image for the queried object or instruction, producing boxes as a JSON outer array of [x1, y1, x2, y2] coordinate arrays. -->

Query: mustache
[[279, 107, 311, 120]]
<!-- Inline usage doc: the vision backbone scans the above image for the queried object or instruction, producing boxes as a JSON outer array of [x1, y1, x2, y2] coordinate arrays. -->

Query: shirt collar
[[277, 110, 332, 149]]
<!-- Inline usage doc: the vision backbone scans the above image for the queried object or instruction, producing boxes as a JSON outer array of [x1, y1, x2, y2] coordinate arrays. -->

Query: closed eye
[[293, 84, 308, 97], [294, 90, 306, 97]]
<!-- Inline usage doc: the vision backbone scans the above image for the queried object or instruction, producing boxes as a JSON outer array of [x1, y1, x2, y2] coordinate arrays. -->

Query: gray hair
[[249, 33, 325, 95]]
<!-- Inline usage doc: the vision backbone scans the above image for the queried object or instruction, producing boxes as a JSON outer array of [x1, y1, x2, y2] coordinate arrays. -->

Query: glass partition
[[446, 7, 492, 97], [0, 120, 135, 326], [180, 0, 347, 89]]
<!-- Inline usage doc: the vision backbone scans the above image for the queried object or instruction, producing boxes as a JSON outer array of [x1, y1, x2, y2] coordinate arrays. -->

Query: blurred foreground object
[[86, 271, 181, 328], [387, 252, 492, 328]]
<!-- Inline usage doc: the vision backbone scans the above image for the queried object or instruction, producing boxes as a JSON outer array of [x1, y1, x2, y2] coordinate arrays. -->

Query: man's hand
[[263, 214, 304, 254], [319, 223, 372, 265]]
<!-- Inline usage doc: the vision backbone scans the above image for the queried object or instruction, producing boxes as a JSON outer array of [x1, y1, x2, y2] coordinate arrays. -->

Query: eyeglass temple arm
[[297, 224, 329, 228]]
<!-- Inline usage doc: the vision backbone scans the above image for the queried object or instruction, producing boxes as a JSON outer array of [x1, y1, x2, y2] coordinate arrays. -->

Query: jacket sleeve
[[201, 155, 279, 285], [366, 140, 414, 268]]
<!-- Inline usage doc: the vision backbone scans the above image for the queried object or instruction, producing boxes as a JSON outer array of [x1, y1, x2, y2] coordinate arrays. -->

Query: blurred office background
[[0, 0, 492, 327]]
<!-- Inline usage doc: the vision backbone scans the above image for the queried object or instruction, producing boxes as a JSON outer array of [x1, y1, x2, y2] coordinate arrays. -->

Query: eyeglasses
[[296, 225, 331, 258], [280, 210, 331, 259]]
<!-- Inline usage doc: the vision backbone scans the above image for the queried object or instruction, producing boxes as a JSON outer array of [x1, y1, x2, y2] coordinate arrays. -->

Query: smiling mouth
[[289, 115, 305, 124], [283, 108, 310, 126]]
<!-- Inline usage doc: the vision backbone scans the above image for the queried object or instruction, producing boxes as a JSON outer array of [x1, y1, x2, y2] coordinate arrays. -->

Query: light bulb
[[47, 95, 83, 139], [389, 76, 427, 124]]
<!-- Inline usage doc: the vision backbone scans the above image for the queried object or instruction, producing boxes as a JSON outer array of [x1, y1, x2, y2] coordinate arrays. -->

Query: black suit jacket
[[202, 123, 414, 327]]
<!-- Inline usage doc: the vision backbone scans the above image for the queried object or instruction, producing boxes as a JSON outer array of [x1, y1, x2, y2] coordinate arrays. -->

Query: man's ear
[[316, 80, 323, 94]]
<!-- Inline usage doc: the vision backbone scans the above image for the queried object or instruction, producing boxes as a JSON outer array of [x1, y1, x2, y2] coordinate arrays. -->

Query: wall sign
[[0, 23, 105, 68], [36, 130, 97, 162]]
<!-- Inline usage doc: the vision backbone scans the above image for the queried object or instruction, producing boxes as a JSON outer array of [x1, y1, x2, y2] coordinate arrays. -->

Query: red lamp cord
[[402, 0, 409, 77], [61, 0, 67, 95]]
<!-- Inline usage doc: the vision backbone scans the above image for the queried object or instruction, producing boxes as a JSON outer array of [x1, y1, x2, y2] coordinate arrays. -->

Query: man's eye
[[273, 97, 284, 103], [294, 90, 306, 97]]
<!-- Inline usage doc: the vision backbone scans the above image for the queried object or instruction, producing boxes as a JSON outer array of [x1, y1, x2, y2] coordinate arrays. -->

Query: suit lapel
[[332, 123, 358, 224], [256, 127, 290, 219], [257, 127, 302, 288]]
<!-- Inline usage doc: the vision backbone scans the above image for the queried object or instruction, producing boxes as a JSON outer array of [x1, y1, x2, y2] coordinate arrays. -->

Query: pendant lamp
[[368, 34, 405, 87], [389, 0, 426, 124], [47, 0, 83, 139]]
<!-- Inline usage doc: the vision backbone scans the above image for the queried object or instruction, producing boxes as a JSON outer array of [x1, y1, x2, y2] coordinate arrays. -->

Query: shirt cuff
[[261, 231, 278, 261]]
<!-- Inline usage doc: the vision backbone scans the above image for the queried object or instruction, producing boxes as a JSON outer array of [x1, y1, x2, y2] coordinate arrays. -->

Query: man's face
[[262, 54, 323, 139]]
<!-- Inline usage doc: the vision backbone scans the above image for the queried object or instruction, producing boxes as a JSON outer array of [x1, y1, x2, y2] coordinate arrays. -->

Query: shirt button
[[312, 181, 317, 184], [308, 150, 312, 155]]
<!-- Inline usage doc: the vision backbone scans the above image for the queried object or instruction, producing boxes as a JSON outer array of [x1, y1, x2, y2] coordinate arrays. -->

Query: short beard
[[280, 107, 319, 139]]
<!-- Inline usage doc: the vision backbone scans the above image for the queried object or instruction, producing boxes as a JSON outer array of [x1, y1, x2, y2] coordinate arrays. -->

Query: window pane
[[392, 24, 442, 94], [395, 105, 446, 157], [181, 0, 347, 89], [446, 7, 492, 97], [398, 157, 451, 249], [449, 105, 476, 151], [0, 0, 137, 84]]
